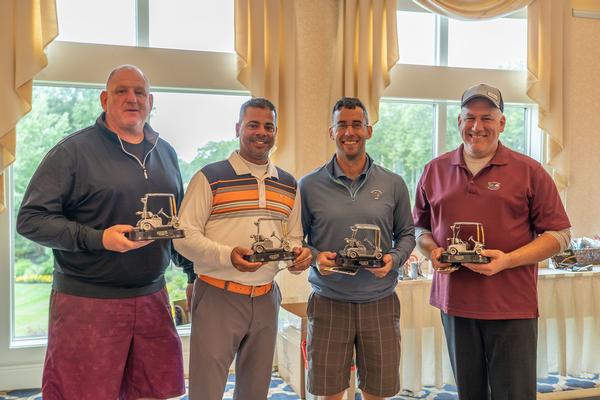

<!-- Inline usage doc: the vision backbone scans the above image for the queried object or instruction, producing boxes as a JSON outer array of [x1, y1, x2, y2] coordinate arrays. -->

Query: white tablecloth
[[396, 267, 600, 392]]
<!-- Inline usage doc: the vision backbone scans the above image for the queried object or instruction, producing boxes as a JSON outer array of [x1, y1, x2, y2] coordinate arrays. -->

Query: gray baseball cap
[[461, 83, 504, 112]]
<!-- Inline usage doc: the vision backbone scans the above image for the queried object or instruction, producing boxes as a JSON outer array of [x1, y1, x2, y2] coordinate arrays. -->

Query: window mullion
[[136, 0, 150, 47], [436, 15, 449, 67], [1, 167, 13, 344], [524, 107, 531, 155], [435, 102, 447, 157], [7, 166, 16, 342], [527, 105, 543, 163]]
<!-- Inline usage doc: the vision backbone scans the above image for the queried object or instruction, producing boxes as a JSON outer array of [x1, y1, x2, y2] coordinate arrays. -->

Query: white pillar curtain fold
[[331, 0, 399, 124], [235, 0, 296, 112], [0, 0, 58, 214], [414, 0, 568, 189], [526, 0, 567, 190]]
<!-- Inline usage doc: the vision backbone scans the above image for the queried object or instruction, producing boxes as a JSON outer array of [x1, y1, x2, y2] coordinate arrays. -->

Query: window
[[397, 11, 436, 66], [55, 0, 235, 52], [5, 0, 242, 351], [13, 86, 102, 338], [56, 0, 136, 46], [11, 86, 248, 338], [377, 2, 535, 206], [150, 91, 247, 180], [396, 2, 527, 70], [371, 99, 541, 205], [368, 102, 434, 203], [149, 0, 235, 53], [447, 18, 527, 70]]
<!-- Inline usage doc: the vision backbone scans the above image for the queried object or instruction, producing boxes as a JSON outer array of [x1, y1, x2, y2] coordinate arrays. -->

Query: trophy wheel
[[255, 245, 265, 254], [141, 222, 153, 232], [283, 244, 291, 252], [374, 251, 383, 260], [475, 247, 482, 255], [348, 250, 358, 259], [449, 247, 458, 255]]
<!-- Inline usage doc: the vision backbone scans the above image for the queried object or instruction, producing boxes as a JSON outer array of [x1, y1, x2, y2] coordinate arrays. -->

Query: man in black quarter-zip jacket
[[17, 65, 192, 400]]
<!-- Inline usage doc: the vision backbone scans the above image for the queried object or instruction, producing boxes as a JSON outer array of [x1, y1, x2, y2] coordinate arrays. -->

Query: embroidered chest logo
[[487, 182, 501, 191], [370, 189, 383, 200]]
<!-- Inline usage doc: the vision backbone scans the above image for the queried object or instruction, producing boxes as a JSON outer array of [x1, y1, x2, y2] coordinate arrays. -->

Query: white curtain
[[0, 0, 58, 213], [413, 0, 532, 19], [330, 0, 399, 124], [235, 0, 399, 166], [526, 0, 567, 190]]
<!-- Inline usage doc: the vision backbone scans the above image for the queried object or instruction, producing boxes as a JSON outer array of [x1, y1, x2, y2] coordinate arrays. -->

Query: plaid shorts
[[306, 292, 401, 397], [42, 288, 185, 400]]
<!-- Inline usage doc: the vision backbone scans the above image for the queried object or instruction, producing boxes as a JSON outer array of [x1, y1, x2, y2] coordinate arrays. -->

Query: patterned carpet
[[1, 372, 599, 399]]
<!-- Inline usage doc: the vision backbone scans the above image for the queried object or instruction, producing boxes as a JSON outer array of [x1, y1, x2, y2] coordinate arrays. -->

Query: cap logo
[[487, 91, 499, 102], [371, 189, 382, 200], [487, 182, 501, 191]]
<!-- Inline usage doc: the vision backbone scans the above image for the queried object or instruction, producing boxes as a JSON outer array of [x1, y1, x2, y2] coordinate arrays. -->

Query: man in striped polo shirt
[[175, 98, 312, 400]]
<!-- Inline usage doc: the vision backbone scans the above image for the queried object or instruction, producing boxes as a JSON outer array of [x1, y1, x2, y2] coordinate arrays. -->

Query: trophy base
[[440, 253, 490, 266], [327, 266, 359, 275], [127, 228, 186, 241], [335, 254, 384, 269], [244, 251, 295, 262]]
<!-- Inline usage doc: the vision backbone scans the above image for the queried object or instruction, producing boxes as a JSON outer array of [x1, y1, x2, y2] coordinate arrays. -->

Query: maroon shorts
[[42, 288, 185, 400]]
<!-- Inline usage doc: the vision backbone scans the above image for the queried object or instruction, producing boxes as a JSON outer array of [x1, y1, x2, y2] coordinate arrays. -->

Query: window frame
[[397, 0, 527, 69], [0, 2, 242, 387], [371, 98, 542, 206]]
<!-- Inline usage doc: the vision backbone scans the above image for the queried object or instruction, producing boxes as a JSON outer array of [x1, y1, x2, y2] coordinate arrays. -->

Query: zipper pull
[[143, 168, 148, 179]]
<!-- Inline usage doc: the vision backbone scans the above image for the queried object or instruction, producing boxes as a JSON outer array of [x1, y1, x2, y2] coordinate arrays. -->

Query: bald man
[[17, 65, 192, 400]]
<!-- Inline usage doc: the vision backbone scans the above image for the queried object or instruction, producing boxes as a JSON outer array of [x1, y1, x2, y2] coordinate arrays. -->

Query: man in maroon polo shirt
[[413, 83, 571, 399]]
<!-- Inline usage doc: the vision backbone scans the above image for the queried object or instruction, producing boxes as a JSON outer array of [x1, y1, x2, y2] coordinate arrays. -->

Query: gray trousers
[[441, 312, 538, 400], [188, 279, 281, 400]]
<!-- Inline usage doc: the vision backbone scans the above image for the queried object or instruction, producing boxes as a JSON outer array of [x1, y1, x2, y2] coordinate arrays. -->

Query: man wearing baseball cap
[[413, 83, 571, 399]]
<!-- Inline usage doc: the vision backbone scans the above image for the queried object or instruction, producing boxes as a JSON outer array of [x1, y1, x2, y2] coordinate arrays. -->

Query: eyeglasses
[[333, 121, 368, 132]]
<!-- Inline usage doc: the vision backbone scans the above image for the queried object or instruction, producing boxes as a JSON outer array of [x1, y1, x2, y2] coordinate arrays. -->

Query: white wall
[[563, 7, 600, 237]]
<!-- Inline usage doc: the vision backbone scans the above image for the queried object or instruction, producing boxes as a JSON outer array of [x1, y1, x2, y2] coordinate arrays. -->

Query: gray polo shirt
[[300, 154, 415, 303]]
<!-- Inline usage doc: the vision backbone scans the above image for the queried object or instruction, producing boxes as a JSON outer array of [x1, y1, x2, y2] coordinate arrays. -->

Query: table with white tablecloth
[[395, 267, 600, 393]]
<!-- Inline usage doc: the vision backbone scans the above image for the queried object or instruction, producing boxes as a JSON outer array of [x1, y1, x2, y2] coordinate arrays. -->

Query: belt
[[199, 275, 273, 297]]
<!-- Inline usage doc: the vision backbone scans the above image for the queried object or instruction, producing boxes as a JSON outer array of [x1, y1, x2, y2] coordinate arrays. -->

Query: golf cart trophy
[[243, 217, 295, 262], [334, 224, 384, 271], [440, 222, 490, 266], [127, 193, 185, 241]]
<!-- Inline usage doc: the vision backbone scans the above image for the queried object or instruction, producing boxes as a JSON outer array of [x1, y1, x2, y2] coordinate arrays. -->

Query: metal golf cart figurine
[[244, 217, 295, 262], [335, 223, 384, 270], [440, 221, 490, 266], [127, 193, 185, 241]]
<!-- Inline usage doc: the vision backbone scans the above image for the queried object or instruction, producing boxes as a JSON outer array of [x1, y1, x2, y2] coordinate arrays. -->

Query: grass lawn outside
[[13, 271, 187, 338], [14, 282, 52, 338]]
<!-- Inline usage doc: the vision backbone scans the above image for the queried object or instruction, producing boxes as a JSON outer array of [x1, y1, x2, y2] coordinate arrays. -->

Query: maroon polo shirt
[[413, 142, 570, 319]]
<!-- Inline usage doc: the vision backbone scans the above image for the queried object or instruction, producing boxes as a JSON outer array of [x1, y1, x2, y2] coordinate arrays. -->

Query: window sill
[[10, 337, 47, 349], [9, 324, 192, 349]]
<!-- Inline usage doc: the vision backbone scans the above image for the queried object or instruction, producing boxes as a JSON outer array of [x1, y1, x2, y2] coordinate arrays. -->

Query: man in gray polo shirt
[[300, 97, 415, 400]]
